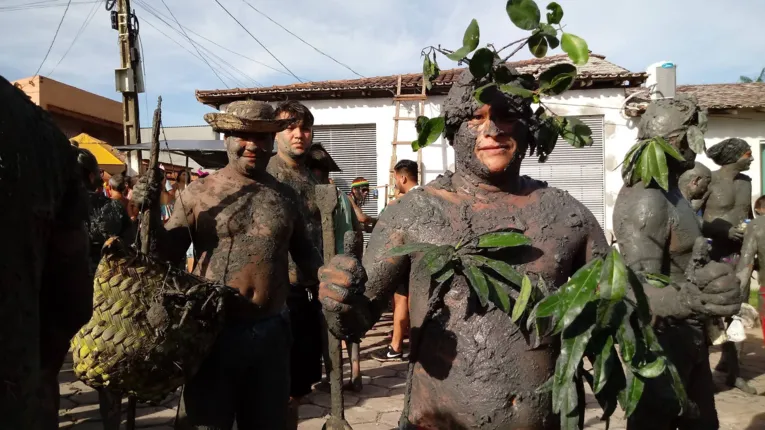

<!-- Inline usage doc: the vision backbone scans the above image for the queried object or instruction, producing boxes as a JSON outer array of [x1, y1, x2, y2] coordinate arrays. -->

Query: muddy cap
[[204, 100, 292, 134], [706, 137, 750, 165], [306, 143, 341, 172], [637, 94, 706, 140]]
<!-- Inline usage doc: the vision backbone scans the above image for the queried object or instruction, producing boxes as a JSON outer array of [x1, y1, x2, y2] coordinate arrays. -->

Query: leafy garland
[[388, 231, 687, 429], [411, 0, 595, 157]]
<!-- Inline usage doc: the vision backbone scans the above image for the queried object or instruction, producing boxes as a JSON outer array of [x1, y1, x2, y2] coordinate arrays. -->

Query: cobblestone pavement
[[59, 317, 765, 429]]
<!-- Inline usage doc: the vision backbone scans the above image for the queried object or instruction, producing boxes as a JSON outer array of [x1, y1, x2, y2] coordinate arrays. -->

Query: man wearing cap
[[349, 177, 377, 232], [131, 100, 322, 429], [266, 100, 326, 427]]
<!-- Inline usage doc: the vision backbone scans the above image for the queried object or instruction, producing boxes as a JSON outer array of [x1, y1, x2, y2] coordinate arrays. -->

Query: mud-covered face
[[735, 150, 753, 172], [667, 134, 697, 173], [687, 173, 711, 200], [454, 104, 526, 179], [225, 132, 274, 176], [275, 112, 312, 159]]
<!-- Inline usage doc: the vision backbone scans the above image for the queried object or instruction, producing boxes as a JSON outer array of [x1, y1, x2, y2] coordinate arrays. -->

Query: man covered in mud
[[1, 76, 92, 429], [265, 100, 325, 426], [613, 95, 742, 429], [318, 65, 609, 429], [738, 195, 765, 341], [678, 161, 712, 217], [702, 137, 757, 394], [132, 100, 322, 429]]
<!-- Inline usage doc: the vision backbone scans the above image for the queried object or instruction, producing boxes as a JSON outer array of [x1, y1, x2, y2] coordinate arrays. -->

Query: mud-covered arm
[[575, 203, 610, 269], [349, 197, 376, 232], [737, 226, 758, 298], [616, 195, 692, 319]]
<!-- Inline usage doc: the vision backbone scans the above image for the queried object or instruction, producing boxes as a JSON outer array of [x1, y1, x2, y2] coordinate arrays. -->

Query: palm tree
[[739, 67, 765, 83]]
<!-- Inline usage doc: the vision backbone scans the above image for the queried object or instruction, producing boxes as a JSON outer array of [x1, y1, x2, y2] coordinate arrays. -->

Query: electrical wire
[[240, 0, 364, 78], [48, 0, 99, 76], [31, 0, 72, 78], [212, 0, 303, 83], [0, 0, 97, 11], [158, 0, 229, 88], [132, 0, 289, 77]]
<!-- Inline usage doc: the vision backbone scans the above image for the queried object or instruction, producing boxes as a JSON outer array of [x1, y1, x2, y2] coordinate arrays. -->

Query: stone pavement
[[59, 316, 765, 429]]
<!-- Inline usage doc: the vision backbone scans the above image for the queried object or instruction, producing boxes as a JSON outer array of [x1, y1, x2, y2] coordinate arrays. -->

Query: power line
[[132, 0, 290, 77], [31, 0, 72, 78], [212, 0, 303, 83], [48, 0, 99, 76], [0, 0, 98, 11], [158, 0, 228, 88], [241, 0, 364, 78]]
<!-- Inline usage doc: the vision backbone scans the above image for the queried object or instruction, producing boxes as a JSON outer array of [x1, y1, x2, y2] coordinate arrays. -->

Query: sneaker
[[372, 345, 405, 362]]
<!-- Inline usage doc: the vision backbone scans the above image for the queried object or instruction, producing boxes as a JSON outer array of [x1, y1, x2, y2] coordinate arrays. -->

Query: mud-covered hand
[[728, 225, 745, 242], [130, 168, 163, 209], [318, 254, 371, 341], [681, 261, 741, 318]]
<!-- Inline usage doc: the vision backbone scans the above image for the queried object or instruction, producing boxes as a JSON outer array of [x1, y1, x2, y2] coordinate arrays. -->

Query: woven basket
[[71, 237, 230, 403]]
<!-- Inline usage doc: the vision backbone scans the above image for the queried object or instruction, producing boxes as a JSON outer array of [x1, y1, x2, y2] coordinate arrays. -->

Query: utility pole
[[110, 0, 144, 174]]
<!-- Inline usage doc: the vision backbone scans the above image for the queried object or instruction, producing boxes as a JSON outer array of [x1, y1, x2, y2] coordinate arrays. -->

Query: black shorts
[[395, 283, 409, 296], [286, 285, 323, 398]]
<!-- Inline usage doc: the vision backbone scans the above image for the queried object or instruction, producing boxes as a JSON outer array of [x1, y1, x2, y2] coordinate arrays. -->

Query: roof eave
[[196, 74, 648, 109]]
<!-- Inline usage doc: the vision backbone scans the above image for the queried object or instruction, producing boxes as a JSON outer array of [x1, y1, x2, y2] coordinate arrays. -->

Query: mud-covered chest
[[196, 192, 294, 238]]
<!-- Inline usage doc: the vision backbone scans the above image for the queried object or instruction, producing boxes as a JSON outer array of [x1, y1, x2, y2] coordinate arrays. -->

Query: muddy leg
[[722, 341, 758, 394], [98, 388, 122, 430]]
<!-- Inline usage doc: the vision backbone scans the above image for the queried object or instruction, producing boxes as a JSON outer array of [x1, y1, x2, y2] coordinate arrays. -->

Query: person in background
[[348, 177, 376, 232], [305, 144, 365, 391], [737, 195, 765, 349], [678, 161, 712, 224], [373, 160, 419, 362]]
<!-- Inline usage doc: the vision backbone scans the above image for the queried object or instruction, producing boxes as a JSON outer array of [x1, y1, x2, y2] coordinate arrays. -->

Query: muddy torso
[[267, 156, 323, 286], [184, 168, 299, 315], [703, 172, 751, 258], [392, 173, 605, 429]]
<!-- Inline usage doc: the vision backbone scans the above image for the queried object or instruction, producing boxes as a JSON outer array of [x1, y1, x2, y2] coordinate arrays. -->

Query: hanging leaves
[[477, 231, 531, 248], [422, 53, 440, 91], [411, 117, 445, 151], [686, 125, 706, 154], [622, 137, 686, 191], [561, 32, 589, 65], [546, 2, 563, 24], [558, 117, 594, 148], [506, 0, 541, 30], [512, 275, 533, 322], [446, 19, 480, 61], [528, 32, 549, 58], [469, 48, 496, 79], [538, 63, 577, 95], [598, 248, 627, 301]]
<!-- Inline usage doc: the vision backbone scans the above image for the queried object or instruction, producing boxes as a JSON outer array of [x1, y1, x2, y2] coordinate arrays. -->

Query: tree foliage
[[412, 0, 593, 153], [387, 233, 688, 429], [739, 67, 765, 83]]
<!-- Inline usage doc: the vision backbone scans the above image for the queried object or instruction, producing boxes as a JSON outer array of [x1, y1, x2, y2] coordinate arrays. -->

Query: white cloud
[[1, 0, 763, 126]]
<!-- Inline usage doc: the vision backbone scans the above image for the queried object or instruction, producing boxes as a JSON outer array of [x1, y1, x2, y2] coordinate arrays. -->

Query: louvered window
[[313, 124, 378, 243], [519, 115, 605, 227]]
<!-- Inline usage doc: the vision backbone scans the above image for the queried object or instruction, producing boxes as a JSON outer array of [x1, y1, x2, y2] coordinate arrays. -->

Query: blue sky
[[2, 0, 763, 127]]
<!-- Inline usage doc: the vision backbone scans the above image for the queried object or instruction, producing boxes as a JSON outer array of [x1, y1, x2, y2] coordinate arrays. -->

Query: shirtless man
[[678, 161, 712, 216], [702, 137, 757, 394], [737, 195, 765, 341], [266, 100, 326, 426], [613, 95, 741, 429], [132, 100, 322, 429], [318, 66, 608, 429]]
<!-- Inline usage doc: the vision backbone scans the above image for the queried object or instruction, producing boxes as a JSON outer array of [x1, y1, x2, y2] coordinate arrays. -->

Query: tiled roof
[[196, 54, 646, 106], [626, 83, 765, 112]]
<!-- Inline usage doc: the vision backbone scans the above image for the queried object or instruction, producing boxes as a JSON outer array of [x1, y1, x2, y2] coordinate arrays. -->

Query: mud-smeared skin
[[613, 98, 741, 429], [0, 76, 91, 429], [702, 138, 754, 260], [267, 155, 323, 286], [323, 68, 608, 429], [148, 164, 322, 319], [678, 162, 712, 217]]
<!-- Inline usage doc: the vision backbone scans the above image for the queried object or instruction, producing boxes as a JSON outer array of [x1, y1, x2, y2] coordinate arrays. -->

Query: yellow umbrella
[[70, 133, 126, 175]]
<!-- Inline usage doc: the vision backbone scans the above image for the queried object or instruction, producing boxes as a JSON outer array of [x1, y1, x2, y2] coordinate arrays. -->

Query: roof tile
[[627, 83, 765, 111]]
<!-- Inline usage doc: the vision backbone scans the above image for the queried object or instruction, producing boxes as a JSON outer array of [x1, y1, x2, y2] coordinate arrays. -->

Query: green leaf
[[506, 0, 541, 31], [473, 83, 497, 105], [557, 258, 602, 332], [637, 139, 669, 190], [635, 356, 666, 378], [558, 117, 593, 148], [477, 231, 531, 248], [492, 66, 517, 84], [592, 335, 616, 394], [415, 116, 429, 134], [545, 35, 560, 50], [528, 32, 548, 58], [446, 19, 480, 61], [697, 110, 708, 133], [598, 248, 627, 301], [386, 243, 438, 257], [422, 54, 440, 91], [534, 291, 562, 318], [538, 63, 577, 95], [413, 116, 445, 150], [484, 270, 513, 313], [465, 265, 490, 307], [559, 379, 581, 430], [469, 48, 495, 79], [618, 370, 645, 417], [686, 125, 706, 154], [467, 254, 523, 287], [421, 246, 455, 276], [616, 309, 636, 363], [536, 375, 554, 393], [512, 275, 533, 322], [498, 83, 535, 99], [554, 326, 594, 413], [667, 361, 689, 416], [644, 272, 671, 289], [546, 2, 563, 24], [561, 32, 589, 65], [653, 137, 684, 162]]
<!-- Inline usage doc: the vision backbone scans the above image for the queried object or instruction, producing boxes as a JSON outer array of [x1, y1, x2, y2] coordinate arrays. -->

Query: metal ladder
[[387, 75, 426, 204]]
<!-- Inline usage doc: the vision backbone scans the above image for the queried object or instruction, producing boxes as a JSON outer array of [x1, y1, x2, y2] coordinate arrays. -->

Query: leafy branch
[[412, 1, 594, 154], [389, 232, 688, 429]]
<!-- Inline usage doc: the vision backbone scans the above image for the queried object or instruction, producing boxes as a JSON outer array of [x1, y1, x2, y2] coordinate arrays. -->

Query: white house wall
[[283, 92, 764, 241]]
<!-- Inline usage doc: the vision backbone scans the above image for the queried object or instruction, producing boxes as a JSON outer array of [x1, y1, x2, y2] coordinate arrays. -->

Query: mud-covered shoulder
[[613, 185, 671, 232]]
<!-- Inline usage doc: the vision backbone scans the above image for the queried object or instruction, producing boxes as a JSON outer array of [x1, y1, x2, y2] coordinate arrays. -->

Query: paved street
[[59, 316, 765, 429]]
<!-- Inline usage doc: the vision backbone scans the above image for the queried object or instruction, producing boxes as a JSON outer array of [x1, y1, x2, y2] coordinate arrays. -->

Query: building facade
[[196, 55, 765, 239]]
